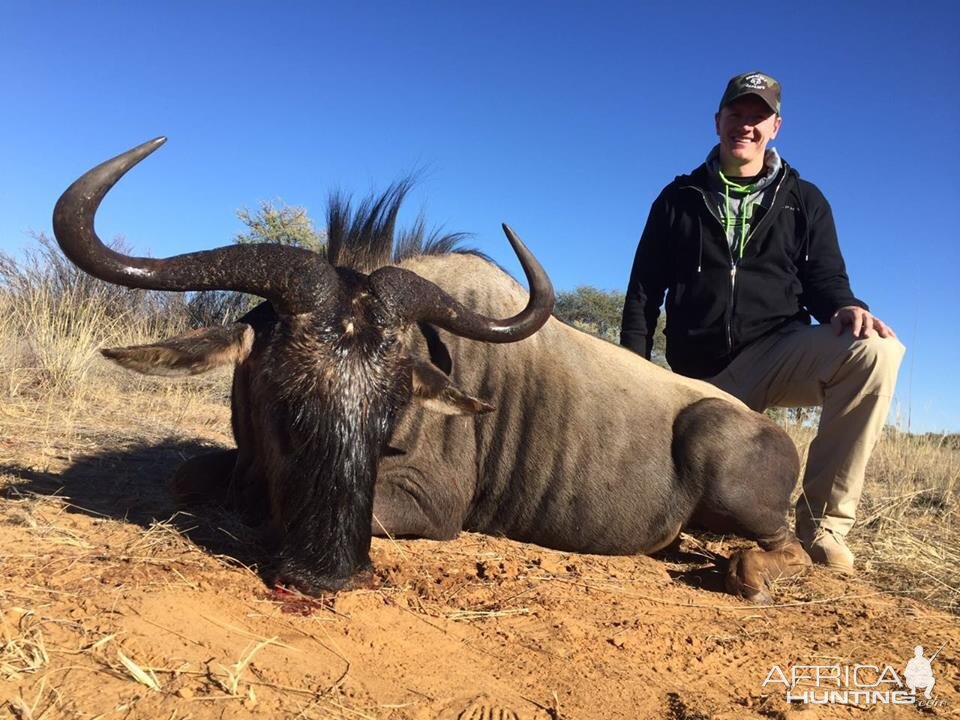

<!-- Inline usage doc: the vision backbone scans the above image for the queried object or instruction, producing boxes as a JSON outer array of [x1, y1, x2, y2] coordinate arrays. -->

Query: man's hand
[[830, 305, 896, 339]]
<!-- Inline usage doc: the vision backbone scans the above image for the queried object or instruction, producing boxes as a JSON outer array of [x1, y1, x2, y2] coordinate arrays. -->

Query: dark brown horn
[[370, 224, 555, 342], [52, 137, 338, 314]]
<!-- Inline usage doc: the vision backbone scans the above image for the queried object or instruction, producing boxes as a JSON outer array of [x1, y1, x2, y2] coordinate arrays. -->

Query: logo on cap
[[743, 73, 769, 89]]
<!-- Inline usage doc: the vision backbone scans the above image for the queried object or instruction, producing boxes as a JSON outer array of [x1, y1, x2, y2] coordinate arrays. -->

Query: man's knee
[[848, 335, 905, 375], [833, 334, 905, 399]]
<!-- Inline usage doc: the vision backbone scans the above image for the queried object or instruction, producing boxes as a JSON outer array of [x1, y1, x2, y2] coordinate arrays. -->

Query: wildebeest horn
[[370, 224, 555, 342], [52, 137, 338, 314]]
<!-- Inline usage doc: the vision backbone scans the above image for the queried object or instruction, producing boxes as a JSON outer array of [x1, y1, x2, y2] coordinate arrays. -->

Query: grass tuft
[[1, 608, 49, 679]]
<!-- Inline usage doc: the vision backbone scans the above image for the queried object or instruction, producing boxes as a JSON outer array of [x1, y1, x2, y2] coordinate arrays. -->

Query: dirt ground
[[1, 395, 958, 719]]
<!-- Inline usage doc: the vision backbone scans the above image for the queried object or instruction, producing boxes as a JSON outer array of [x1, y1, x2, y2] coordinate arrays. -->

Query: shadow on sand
[[653, 540, 731, 595], [0, 438, 268, 580], [1, 439, 741, 599]]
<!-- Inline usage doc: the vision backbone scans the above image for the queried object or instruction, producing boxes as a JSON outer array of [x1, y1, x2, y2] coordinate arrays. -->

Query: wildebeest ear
[[417, 322, 452, 375], [101, 323, 255, 377], [409, 357, 494, 415]]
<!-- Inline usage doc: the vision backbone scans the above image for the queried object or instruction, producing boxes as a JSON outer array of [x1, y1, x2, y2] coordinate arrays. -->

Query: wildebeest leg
[[169, 449, 237, 507], [228, 455, 270, 526], [169, 448, 269, 526], [371, 463, 467, 540], [675, 398, 812, 603], [371, 407, 475, 540]]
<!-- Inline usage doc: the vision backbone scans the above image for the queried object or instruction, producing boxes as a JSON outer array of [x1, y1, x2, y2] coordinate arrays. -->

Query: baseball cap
[[719, 71, 781, 114]]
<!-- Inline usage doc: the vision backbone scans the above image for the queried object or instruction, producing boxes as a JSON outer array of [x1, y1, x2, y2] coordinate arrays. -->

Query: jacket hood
[[705, 145, 782, 193], [673, 150, 797, 191]]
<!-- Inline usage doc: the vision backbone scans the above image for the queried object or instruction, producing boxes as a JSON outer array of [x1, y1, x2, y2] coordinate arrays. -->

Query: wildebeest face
[[103, 271, 492, 593], [53, 136, 554, 594], [248, 275, 413, 591]]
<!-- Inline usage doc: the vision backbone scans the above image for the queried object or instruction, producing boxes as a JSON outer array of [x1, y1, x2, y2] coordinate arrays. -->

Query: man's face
[[715, 95, 782, 170]]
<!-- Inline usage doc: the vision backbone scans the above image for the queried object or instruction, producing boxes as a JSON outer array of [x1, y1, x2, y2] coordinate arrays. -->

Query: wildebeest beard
[[254, 311, 411, 594]]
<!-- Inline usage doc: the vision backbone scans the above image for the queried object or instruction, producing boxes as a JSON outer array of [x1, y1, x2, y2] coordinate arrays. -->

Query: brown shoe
[[802, 529, 855, 574]]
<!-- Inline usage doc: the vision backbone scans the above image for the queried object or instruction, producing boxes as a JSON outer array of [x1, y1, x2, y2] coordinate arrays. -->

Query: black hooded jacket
[[620, 160, 866, 379]]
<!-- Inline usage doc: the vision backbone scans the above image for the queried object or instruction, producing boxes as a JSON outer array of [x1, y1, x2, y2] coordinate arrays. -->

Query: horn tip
[[501, 223, 525, 252]]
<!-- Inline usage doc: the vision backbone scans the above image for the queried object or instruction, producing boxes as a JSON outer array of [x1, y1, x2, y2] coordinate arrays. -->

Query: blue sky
[[1, 1, 957, 432]]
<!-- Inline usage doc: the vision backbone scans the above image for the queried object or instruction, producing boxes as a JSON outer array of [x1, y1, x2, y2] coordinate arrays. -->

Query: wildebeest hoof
[[726, 540, 811, 603], [339, 568, 380, 591], [738, 585, 774, 605], [724, 552, 774, 604]]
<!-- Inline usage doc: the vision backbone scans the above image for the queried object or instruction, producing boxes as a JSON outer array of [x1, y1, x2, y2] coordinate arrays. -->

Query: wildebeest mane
[[325, 178, 489, 273]]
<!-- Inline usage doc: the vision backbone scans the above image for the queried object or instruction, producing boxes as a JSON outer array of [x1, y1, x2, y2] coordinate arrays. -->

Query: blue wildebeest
[[53, 138, 810, 602]]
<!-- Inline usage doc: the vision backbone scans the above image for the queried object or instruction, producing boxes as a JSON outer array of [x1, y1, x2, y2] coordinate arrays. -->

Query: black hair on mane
[[326, 179, 489, 273]]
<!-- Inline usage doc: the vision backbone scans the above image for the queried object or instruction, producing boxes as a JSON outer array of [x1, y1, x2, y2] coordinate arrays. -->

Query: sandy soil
[[1, 401, 958, 719]]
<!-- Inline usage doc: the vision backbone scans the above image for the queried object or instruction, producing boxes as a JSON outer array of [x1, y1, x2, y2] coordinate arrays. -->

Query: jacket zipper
[[679, 185, 737, 352], [680, 170, 790, 354]]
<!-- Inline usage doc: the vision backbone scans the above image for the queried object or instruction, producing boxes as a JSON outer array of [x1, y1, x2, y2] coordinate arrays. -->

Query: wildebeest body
[[368, 255, 798, 559], [167, 234, 809, 603], [217, 250, 804, 595]]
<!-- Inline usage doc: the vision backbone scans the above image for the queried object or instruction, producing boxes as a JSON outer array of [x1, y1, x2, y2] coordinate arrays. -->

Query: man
[[620, 71, 904, 572]]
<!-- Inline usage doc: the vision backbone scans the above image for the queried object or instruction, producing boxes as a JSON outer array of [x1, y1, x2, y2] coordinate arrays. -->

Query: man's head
[[714, 71, 783, 174]]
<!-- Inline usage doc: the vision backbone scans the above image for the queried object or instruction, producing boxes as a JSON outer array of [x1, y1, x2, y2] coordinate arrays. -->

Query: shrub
[[0, 234, 187, 391]]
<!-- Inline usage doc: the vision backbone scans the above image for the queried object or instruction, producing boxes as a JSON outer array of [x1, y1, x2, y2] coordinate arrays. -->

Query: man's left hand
[[830, 305, 896, 339]]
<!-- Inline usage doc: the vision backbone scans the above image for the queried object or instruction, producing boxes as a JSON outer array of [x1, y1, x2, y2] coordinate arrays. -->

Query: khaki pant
[[707, 322, 905, 540]]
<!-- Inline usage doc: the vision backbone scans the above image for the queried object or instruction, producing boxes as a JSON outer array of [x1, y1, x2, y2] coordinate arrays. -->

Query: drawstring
[[697, 215, 703, 273], [718, 170, 754, 261]]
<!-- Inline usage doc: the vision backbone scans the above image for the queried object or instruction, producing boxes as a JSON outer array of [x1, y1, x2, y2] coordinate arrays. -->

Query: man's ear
[[409, 357, 494, 416], [771, 114, 783, 139], [101, 323, 254, 376]]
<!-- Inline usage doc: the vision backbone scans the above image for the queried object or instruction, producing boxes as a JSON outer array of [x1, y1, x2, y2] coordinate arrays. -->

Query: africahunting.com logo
[[761, 644, 946, 707]]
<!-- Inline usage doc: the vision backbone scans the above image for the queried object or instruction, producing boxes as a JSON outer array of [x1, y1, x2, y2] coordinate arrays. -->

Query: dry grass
[[0, 242, 232, 476], [116, 648, 162, 692], [0, 235, 190, 395], [784, 422, 960, 614], [1, 608, 49, 680]]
